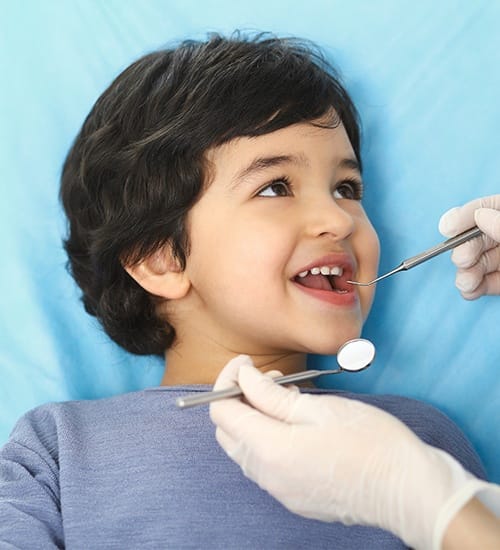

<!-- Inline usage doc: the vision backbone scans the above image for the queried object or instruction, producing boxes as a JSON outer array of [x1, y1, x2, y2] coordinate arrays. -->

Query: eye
[[256, 177, 293, 197], [333, 178, 364, 201]]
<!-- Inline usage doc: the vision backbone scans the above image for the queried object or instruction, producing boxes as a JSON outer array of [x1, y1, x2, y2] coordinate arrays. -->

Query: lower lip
[[292, 281, 358, 307]]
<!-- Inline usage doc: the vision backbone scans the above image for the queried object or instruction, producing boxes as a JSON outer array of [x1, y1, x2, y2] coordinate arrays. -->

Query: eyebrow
[[338, 158, 361, 173], [230, 154, 361, 189], [230, 154, 308, 189]]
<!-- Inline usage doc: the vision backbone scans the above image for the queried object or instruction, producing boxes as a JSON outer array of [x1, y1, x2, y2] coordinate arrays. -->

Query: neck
[[161, 335, 307, 386]]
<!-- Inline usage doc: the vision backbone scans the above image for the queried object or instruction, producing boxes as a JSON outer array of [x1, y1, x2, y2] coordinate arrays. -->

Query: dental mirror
[[176, 338, 376, 409], [336, 338, 375, 372]]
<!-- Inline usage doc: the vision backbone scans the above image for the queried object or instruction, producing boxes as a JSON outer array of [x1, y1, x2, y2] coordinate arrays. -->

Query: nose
[[303, 197, 355, 241]]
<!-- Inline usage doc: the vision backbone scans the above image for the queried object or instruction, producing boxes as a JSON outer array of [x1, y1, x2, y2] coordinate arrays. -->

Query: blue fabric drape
[[1, 0, 498, 481]]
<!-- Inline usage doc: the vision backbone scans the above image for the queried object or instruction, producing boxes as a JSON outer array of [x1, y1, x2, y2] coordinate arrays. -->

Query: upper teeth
[[298, 266, 343, 278]]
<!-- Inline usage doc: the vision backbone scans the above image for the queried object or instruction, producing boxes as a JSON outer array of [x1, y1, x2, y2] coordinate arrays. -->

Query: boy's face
[[177, 118, 379, 358]]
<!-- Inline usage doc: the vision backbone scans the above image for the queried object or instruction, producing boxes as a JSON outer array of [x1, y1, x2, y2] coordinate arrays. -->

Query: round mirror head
[[337, 338, 376, 372]]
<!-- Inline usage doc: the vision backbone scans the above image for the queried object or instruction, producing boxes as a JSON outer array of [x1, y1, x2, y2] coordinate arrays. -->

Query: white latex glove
[[210, 356, 491, 550], [439, 194, 500, 299]]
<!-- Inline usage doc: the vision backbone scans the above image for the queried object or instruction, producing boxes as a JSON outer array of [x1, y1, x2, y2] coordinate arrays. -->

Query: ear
[[124, 248, 191, 300]]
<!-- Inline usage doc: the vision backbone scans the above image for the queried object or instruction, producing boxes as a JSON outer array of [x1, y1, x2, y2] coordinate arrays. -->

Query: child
[[0, 33, 485, 549]]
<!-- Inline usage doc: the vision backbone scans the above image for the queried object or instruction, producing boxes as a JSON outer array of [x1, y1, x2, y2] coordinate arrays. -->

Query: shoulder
[[3, 391, 147, 458], [309, 389, 486, 480], [2, 386, 200, 463]]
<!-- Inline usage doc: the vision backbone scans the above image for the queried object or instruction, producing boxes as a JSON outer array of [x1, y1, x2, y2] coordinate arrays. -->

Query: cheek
[[357, 220, 380, 318], [356, 211, 380, 269], [228, 220, 294, 291], [366, 228, 381, 271], [186, 209, 292, 296]]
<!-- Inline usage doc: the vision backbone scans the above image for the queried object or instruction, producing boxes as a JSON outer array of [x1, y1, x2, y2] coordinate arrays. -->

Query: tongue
[[296, 273, 333, 291]]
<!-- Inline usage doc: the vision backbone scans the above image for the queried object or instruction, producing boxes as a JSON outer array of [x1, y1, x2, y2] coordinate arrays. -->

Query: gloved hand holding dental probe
[[439, 194, 500, 299], [210, 356, 500, 550]]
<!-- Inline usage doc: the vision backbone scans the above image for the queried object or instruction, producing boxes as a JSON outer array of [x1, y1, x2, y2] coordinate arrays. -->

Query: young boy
[[0, 34, 485, 548]]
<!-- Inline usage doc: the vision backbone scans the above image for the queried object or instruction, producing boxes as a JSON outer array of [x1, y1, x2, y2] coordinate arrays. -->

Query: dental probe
[[347, 226, 483, 287]]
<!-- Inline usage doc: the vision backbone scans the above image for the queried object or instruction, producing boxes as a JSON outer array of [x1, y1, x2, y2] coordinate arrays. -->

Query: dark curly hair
[[60, 32, 362, 356]]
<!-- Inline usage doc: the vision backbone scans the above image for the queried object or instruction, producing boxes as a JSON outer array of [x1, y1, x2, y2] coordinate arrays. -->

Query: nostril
[[318, 227, 354, 240]]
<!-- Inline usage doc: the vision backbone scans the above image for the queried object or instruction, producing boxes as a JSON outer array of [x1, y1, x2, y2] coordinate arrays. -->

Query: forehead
[[205, 120, 357, 185]]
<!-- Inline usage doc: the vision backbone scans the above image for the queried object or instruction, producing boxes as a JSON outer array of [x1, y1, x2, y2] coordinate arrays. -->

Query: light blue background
[[1, 1, 498, 481]]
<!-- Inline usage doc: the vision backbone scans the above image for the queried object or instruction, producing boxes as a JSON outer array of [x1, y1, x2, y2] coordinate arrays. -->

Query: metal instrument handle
[[176, 369, 341, 409], [402, 226, 482, 270]]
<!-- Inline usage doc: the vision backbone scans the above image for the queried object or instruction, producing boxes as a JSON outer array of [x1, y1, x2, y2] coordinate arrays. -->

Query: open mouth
[[292, 264, 353, 294]]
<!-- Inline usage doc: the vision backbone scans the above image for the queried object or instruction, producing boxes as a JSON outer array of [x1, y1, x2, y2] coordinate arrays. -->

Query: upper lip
[[292, 253, 356, 279]]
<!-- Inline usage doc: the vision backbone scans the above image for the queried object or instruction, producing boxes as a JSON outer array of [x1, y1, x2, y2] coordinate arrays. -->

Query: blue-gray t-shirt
[[0, 386, 485, 549]]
